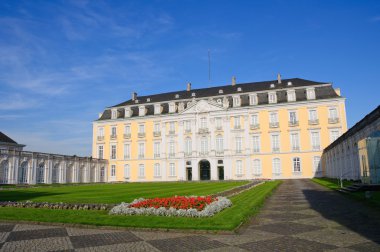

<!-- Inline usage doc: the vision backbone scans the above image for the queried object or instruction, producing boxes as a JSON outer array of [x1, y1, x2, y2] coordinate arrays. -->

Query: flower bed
[[109, 196, 232, 217], [0, 201, 113, 210]]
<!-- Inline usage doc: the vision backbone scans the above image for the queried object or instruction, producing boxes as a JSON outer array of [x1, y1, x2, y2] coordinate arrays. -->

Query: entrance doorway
[[218, 166, 224, 180], [199, 160, 210, 180], [187, 168, 192, 181]]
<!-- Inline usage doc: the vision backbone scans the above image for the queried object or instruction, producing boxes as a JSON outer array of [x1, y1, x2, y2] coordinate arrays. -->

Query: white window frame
[[154, 142, 161, 158], [111, 109, 117, 119], [308, 109, 318, 121], [249, 93, 258, 105], [329, 107, 339, 119], [169, 141, 175, 157], [269, 112, 278, 123], [200, 117, 207, 129], [124, 125, 131, 135], [293, 157, 301, 172], [311, 131, 321, 150], [215, 117, 222, 129], [287, 90, 296, 102], [289, 111, 298, 124], [111, 165, 116, 177], [290, 132, 300, 151], [111, 126, 117, 137], [234, 116, 240, 129], [233, 96, 241, 107], [138, 124, 145, 134], [124, 143, 130, 159], [154, 123, 160, 133], [268, 92, 277, 104], [98, 145, 104, 159], [185, 137, 192, 155], [330, 129, 340, 143], [236, 160, 243, 176], [185, 120, 191, 132], [98, 127, 104, 137], [169, 163, 176, 177], [272, 158, 281, 175], [138, 164, 145, 178], [138, 106, 145, 116], [138, 142, 145, 159], [235, 137, 243, 153], [154, 163, 161, 177], [251, 114, 259, 126], [154, 104, 162, 114], [216, 135, 224, 153], [271, 134, 280, 152], [252, 135, 261, 153], [253, 159, 262, 176], [306, 88, 316, 100], [200, 137, 208, 154], [169, 102, 176, 113], [313, 156, 321, 174], [124, 164, 130, 179], [110, 144, 117, 160]]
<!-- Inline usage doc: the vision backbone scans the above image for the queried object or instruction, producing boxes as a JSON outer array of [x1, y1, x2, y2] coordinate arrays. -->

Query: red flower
[[129, 196, 216, 211]]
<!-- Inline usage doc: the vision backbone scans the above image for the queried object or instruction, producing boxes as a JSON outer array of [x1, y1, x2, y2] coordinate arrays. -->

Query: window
[[124, 107, 132, 117], [271, 134, 280, 152], [169, 102, 176, 113], [124, 164, 130, 178], [236, 160, 243, 175], [235, 137, 243, 153], [253, 159, 262, 175], [329, 108, 338, 119], [169, 141, 175, 157], [313, 156, 321, 173], [111, 165, 116, 177], [268, 92, 277, 103], [98, 127, 104, 137], [290, 133, 300, 151], [289, 111, 298, 124], [309, 109, 318, 121], [98, 146, 103, 159], [124, 125, 131, 135], [185, 137, 192, 155], [185, 120, 191, 132], [154, 123, 160, 133], [287, 90, 296, 102], [169, 163, 176, 176], [270, 112, 278, 123], [272, 158, 281, 175], [252, 135, 260, 153], [138, 164, 145, 177], [330, 130, 340, 143], [251, 114, 259, 126], [111, 110, 117, 119], [111, 145, 116, 159], [138, 143, 145, 158], [124, 144, 130, 159], [293, 157, 301, 172], [201, 137, 208, 154], [216, 135, 223, 153], [306, 88, 316, 100], [311, 132, 320, 150], [200, 117, 207, 129], [233, 96, 240, 107], [154, 163, 161, 177], [111, 126, 117, 137], [154, 142, 160, 158], [37, 163, 44, 183], [249, 94, 258, 105], [215, 117, 222, 129], [234, 116, 240, 129], [138, 124, 145, 134], [169, 122, 175, 133]]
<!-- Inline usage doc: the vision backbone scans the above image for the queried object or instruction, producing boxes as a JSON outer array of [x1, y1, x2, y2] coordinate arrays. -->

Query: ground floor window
[[272, 158, 281, 175], [253, 159, 262, 175], [124, 164, 130, 179], [139, 164, 145, 178], [111, 165, 116, 177], [236, 160, 243, 176], [313, 156, 321, 174], [169, 163, 175, 177], [154, 163, 161, 177], [37, 163, 45, 183], [293, 157, 301, 172]]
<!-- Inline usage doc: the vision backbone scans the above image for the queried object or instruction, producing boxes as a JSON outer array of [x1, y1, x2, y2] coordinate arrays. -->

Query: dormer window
[[135, 99, 139, 103], [237, 87, 242, 92], [287, 90, 296, 102], [306, 88, 316, 100], [138, 106, 146, 116], [287, 82, 292, 86], [233, 96, 241, 107], [219, 89, 223, 94], [154, 104, 162, 115], [249, 94, 258, 105], [169, 102, 176, 113], [111, 109, 117, 119], [191, 92, 196, 97], [268, 92, 277, 104], [270, 83, 275, 88], [175, 94, 179, 99], [147, 98, 151, 102], [124, 107, 132, 118]]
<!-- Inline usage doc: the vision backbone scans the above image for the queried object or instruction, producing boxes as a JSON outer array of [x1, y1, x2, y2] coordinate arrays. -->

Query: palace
[[93, 75, 347, 182]]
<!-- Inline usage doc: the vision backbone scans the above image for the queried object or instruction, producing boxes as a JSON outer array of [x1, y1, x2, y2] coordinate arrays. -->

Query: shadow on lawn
[[303, 184, 380, 244], [0, 191, 67, 202]]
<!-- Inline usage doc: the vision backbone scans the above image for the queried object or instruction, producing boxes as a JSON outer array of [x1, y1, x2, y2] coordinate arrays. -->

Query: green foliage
[[0, 181, 281, 231]]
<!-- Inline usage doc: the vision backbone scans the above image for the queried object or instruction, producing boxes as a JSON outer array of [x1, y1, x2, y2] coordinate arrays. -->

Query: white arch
[[18, 161, 28, 184]]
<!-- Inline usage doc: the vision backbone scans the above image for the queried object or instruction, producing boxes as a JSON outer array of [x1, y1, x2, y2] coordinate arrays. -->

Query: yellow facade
[[93, 80, 347, 182]]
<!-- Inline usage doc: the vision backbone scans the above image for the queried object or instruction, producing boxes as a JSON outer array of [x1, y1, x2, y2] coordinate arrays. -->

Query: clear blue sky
[[1, 0, 379, 156]]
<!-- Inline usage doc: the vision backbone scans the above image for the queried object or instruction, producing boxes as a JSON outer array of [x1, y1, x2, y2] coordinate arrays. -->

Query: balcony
[[308, 119, 319, 125], [168, 130, 175, 135], [97, 136, 104, 141], [328, 117, 340, 124], [250, 124, 260, 130], [110, 134, 117, 140], [123, 133, 131, 139], [288, 121, 299, 127], [269, 122, 279, 128], [198, 128, 209, 134], [272, 147, 280, 153], [153, 131, 161, 137], [138, 132, 146, 138]]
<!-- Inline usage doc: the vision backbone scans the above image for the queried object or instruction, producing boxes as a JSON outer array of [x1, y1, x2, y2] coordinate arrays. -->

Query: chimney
[[277, 73, 282, 84], [232, 76, 236, 86], [131, 92, 137, 101], [187, 82, 191, 91]]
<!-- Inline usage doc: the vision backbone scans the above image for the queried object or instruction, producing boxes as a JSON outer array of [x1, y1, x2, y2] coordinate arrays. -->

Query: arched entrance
[[199, 160, 210, 180], [0, 160, 9, 184], [52, 163, 59, 183], [18, 161, 28, 184]]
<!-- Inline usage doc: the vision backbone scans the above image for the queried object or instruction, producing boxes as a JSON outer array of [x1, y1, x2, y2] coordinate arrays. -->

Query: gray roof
[[98, 78, 340, 121], [0, 132, 18, 144]]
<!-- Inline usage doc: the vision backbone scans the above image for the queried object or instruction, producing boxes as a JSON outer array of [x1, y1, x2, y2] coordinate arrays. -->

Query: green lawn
[[0, 181, 281, 231], [0, 181, 247, 204], [312, 178, 380, 208]]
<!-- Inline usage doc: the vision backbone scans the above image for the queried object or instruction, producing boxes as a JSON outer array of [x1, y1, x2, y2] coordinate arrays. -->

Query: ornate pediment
[[181, 99, 225, 114]]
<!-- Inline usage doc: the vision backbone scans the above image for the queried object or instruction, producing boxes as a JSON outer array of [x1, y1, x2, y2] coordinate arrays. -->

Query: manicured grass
[[312, 178, 380, 208], [0, 181, 281, 231], [0, 181, 247, 204]]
